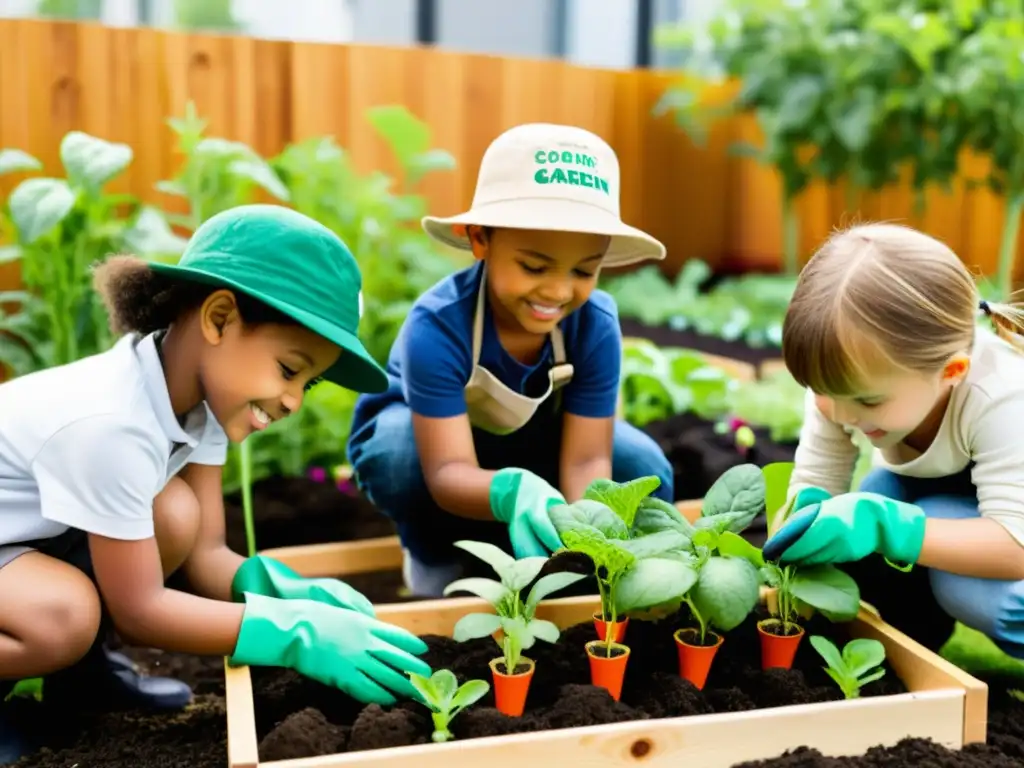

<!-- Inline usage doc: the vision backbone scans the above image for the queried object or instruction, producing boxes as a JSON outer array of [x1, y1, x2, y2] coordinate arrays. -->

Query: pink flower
[[307, 466, 327, 483]]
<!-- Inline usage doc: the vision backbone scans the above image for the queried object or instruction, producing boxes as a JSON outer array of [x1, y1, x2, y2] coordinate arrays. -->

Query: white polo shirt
[[0, 331, 228, 547], [782, 327, 1024, 546]]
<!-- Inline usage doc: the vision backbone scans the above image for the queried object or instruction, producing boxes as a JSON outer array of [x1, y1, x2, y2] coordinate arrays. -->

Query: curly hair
[[92, 255, 297, 336]]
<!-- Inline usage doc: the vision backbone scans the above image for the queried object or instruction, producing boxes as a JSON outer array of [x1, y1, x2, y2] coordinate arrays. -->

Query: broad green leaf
[[524, 571, 586, 615], [431, 669, 458, 706], [503, 556, 548, 593], [702, 464, 766, 532], [762, 462, 795, 527], [442, 577, 510, 606], [526, 618, 560, 645], [689, 556, 760, 631], [549, 499, 629, 540], [407, 672, 436, 706], [790, 565, 860, 622], [615, 557, 698, 614], [613, 529, 689, 559], [500, 615, 532, 651], [717, 531, 764, 567], [0, 148, 41, 176], [842, 638, 886, 678], [366, 104, 432, 169], [453, 540, 515, 577], [450, 679, 490, 711], [407, 149, 457, 185], [229, 158, 290, 201], [9, 178, 76, 244], [584, 476, 661, 528], [561, 527, 636, 578], [809, 634, 844, 671], [857, 668, 886, 687], [452, 611, 503, 642], [632, 496, 696, 539], [60, 131, 132, 190]]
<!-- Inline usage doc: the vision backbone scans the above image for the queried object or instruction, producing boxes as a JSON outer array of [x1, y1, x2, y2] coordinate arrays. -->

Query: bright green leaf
[[452, 612, 503, 642], [0, 148, 41, 176], [9, 178, 76, 244], [60, 131, 132, 190]]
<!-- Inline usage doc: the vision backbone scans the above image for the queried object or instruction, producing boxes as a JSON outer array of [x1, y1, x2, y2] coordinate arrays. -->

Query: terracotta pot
[[757, 618, 805, 670], [488, 656, 535, 717], [674, 627, 723, 690], [585, 640, 631, 701], [593, 611, 629, 643]]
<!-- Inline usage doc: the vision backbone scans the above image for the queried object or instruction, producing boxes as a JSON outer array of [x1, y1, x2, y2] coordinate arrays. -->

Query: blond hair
[[782, 222, 1024, 396]]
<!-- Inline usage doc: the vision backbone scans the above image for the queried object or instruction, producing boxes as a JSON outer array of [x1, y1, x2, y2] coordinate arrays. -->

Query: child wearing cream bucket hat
[[347, 123, 672, 596]]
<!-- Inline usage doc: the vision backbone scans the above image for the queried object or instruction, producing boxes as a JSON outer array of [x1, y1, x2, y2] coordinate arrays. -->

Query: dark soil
[[619, 318, 782, 368]]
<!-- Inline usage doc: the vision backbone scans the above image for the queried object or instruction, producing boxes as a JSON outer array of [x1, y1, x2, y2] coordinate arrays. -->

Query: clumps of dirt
[[258, 708, 347, 761]]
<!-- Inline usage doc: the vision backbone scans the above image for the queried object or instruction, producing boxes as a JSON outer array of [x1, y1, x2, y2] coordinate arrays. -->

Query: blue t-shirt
[[349, 261, 621, 432]]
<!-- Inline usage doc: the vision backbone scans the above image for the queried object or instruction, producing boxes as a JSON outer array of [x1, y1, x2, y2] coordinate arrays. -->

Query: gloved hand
[[231, 555, 374, 617], [230, 592, 431, 705], [489, 468, 565, 558], [762, 488, 926, 567]]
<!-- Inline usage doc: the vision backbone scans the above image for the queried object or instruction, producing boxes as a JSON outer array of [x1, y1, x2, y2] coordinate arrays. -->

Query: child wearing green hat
[[0, 204, 430, 764], [347, 123, 674, 597]]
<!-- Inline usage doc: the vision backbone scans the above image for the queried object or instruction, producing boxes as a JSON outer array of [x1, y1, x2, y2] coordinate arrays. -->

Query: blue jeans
[[348, 402, 674, 596], [853, 467, 1024, 659]]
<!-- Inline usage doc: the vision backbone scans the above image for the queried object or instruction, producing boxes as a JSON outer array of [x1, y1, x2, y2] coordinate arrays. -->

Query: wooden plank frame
[[227, 493, 988, 767], [224, 594, 988, 768]]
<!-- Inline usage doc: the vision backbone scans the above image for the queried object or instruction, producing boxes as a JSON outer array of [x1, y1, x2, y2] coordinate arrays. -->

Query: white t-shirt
[[784, 327, 1024, 547], [0, 331, 228, 547]]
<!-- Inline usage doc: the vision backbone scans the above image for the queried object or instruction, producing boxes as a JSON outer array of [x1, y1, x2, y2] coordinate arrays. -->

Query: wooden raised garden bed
[[224, 593, 987, 768], [227, 477, 987, 768]]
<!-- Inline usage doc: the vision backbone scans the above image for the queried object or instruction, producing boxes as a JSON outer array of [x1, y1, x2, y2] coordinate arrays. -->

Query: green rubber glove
[[762, 489, 926, 567], [230, 592, 431, 705], [230, 555, 374, 617], [489, 468, 565, 558]]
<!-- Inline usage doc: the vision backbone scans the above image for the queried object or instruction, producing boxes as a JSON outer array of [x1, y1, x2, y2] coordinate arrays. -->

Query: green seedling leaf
[[842, 638, 887, 678], [526, 618, 560, 645], [9, 178, 76, 244], [561, 527, 636, 577], [0, 148, 42, 176], [453, 540, 515, 576], [613, 529, 690, 559], [60, 131, 132, 190], [503, 557, 548, 593], [702, 464, 766, 532], [689, 556, 760, 632], [443, 577, 511, 606], [632, 496, 696, 540], [762, 461, 795, 530], [615, 557, 699, 614], [790, 565, 861, 622], [584, 476, 661, 528], [717, 531, 765, 568], [809, 635, 843, 670], [450, 679, 490, 711], [410, 668, 490, 744], [524, 571, 586, 616], [431, 669, 458, 704], [452, 612, 503, 642], [550, 499, 629, 540]]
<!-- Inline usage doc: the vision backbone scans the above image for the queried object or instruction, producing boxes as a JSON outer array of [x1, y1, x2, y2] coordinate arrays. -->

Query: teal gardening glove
[[762, 488, 926, 568], [489, 468, 565, 558], [230, 592, 431, 705], [231, 555, 374, 617]]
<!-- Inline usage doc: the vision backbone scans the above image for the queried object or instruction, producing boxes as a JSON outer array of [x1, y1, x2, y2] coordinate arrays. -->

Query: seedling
[[809, 635, 887, 699], [408, 669, 489, 743], [443, 540, 585, 715]]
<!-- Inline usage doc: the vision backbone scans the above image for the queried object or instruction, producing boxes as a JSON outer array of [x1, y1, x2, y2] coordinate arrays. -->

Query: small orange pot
[[757, 619, 805, 670], [593, 611, 629, 643], [674, 627, 723, 690], [488, 656, 535, 717], [585, 640, 631, 701]]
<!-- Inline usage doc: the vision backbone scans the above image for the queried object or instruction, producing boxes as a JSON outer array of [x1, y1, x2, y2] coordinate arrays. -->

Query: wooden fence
[[0, 16, 1021, 292]]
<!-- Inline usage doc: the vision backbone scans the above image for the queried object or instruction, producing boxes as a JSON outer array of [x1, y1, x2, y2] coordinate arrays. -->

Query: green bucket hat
[[149, 204, 388, 394]]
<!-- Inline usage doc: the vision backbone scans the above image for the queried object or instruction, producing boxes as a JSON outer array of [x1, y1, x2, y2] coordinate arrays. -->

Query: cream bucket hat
[[421, 123, 666, 268]]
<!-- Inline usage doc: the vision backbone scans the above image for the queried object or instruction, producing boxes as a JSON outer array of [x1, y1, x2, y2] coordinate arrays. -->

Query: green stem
[[684, 596, 708, 645], [239, 439, 256, 557], [997, 193, 1024, 298], [781, 196, 800, 277]]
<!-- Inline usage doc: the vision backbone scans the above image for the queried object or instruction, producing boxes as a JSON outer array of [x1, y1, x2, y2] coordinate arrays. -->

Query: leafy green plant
[[654, 0, 975, 275], [408, 668, 489, 743], [550, 478, 698, 655], [443, 541, 585, 674], [719, 370, 807, 445], [0, 132, 185, 377], [809, 635, 887, 699], [618, 337, 737, 427]]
